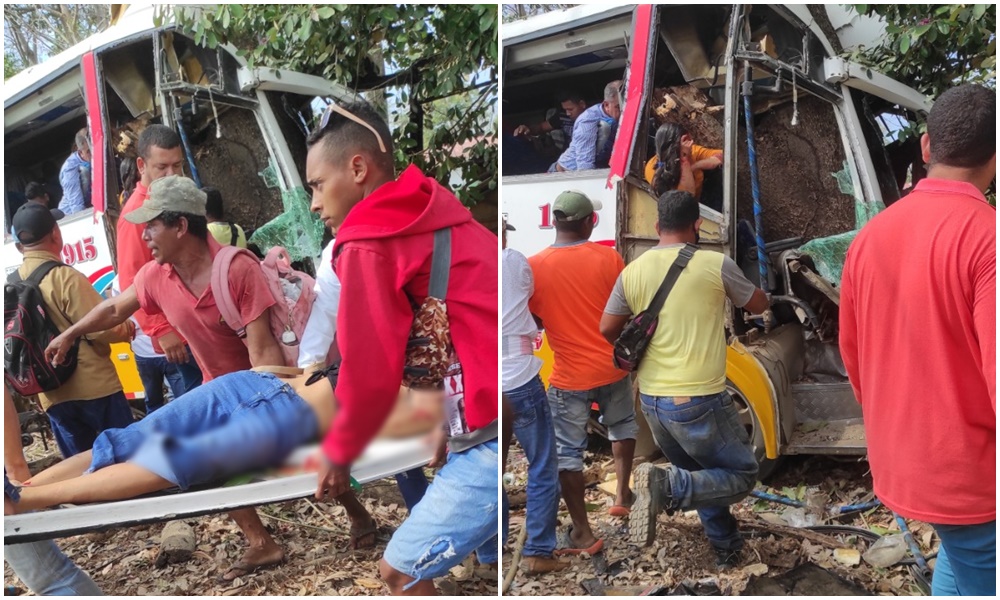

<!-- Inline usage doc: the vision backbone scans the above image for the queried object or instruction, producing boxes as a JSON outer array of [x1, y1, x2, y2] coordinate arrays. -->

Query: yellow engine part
[[109, 342, 145, 398], [725, 341, 779, 459]]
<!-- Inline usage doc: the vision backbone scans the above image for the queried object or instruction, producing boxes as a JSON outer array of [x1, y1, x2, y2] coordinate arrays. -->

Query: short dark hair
[[306, 99, 394, 174], [25, 182, 47, 201], [553, 217, 590, 235], [138, 124, 182, 159], [158, 211, 208, 241], [927, 84, 995, 168], [556, 90, 586, 105], [202, 186, 224, 219], [657, 190, 700, 232]]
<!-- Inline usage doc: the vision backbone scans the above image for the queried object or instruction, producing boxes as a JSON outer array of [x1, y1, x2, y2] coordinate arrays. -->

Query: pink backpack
[[211, 246, 316, 367]]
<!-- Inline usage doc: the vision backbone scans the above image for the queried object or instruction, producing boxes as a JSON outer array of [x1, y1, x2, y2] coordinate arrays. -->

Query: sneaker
[[628, 462, 669, 546], [714, 546, 742, 569], [522, 555, 571, 575]]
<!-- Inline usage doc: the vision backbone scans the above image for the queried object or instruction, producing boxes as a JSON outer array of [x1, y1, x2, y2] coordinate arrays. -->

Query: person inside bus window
[[25, 182, 52, 210], [58, 128, 92, 216], [645, 123, 723, 201], [512, 90, 588, 149], [551, 80, 623, 172], [203, 186, 248, 248]]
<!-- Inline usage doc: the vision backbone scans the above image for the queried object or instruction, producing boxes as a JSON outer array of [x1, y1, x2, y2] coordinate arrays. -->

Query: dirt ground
[[503, 437, 937, 596], [4, 436, 498, 596]]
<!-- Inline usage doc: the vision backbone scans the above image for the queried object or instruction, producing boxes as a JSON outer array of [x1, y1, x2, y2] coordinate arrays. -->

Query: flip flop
[[608, 505, 631, 517], [554, 526, 604, 556], [218, 555, 285, 583], [349, 520, 378, 550]]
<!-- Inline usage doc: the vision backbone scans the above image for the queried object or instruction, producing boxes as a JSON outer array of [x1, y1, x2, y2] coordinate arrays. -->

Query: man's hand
[[513, 124, 531, 137], [45, 332, 76, 367], [427, 427, 448, 469], [155, 331, 189, 364], [693, 155, 723, 171], [315, 460, 352, 501]]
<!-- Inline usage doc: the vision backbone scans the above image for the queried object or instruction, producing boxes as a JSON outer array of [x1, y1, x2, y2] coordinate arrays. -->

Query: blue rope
[[743, 89, 768, 291]]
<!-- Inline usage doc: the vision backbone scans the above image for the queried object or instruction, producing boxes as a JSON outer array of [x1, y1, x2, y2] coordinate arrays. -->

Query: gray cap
[[552, 190, 603, 221], [124, 175, 206, 225]]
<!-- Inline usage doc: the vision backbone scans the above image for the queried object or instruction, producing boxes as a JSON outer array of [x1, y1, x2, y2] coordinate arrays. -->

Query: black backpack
[[4, 261, 80, 395]]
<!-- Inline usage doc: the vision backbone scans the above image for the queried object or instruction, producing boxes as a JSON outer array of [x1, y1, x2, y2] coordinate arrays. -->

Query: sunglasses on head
[[319, 101, 388, 154]]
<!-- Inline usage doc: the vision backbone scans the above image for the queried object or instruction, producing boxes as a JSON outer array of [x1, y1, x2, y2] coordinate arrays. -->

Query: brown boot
[[522, 555, 571, 575]]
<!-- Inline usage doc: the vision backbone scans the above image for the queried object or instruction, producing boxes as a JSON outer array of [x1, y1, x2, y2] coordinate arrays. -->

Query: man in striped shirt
[[552, 80, 622, 172]]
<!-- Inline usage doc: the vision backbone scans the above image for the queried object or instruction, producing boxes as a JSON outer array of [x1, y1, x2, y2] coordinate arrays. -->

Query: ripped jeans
[[382, 439, 499, 589]]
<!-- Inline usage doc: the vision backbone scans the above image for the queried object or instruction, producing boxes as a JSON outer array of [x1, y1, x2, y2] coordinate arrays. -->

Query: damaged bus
[[501, 4, 930, 476], [4, 5, 362, 403]]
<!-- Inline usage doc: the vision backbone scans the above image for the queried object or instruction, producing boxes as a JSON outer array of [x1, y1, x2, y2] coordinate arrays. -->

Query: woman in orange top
[[644, 123, 723, 199]]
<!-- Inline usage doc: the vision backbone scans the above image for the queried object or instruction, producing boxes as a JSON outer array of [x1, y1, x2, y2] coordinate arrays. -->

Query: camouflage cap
[[552, 190, 603, 221], [124, 175, 207, 225]]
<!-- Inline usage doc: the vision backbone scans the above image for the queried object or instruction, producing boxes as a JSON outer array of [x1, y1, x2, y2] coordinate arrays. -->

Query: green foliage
[[4, 52, 23, 80], [162, 4, 498, 206], [847, 4, 996, 99]]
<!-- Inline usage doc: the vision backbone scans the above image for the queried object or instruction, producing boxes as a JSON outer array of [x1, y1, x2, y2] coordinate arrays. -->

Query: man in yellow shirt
[[10, 203, 135, 458], [600, 190, 768, 568]]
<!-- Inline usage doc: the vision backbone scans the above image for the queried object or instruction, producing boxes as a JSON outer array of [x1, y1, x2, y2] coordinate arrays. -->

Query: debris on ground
[[503, 437, 934, 596]]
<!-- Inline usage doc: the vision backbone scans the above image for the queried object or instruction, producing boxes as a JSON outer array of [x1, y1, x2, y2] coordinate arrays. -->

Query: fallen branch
[[745, 519, 850, 549], [259, 512, 347, 536], [502, 524, 528, 593]]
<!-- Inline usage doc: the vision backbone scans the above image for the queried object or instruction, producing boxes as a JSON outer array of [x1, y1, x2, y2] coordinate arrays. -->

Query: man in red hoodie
[[306, 100, 498, 595]]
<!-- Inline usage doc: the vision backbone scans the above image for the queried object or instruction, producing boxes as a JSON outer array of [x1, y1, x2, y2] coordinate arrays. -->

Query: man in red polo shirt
[[49, 175, 290, 581], [840, 83, 995, 596]]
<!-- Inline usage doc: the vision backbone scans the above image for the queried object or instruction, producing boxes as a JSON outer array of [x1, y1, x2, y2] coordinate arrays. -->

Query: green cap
[[552, 190, 603, 221], [124, 175, 207, 225]]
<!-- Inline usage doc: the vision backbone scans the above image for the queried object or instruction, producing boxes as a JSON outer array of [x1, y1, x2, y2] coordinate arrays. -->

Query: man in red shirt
[[49, 175, 290, 581], [117, 125, 203, 407], [306, 99, 498, 595], [840, 83, 995, 596]]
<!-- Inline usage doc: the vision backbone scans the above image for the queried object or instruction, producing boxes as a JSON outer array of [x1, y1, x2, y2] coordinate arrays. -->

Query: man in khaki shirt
[[11, 203, 134, 458]]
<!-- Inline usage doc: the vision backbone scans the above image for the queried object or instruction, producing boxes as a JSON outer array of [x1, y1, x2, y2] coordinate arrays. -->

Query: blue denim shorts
[[548, 376, 637, 471], [88, 371, 318, 490], [383, 439, 499, 589]]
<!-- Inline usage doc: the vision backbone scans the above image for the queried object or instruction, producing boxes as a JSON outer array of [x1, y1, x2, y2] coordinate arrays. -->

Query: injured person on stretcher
[[8, 367, 442, 513]]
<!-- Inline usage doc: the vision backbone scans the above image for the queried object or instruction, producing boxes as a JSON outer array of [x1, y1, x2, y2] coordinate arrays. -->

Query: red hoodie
[[322, 165, 499, 466]]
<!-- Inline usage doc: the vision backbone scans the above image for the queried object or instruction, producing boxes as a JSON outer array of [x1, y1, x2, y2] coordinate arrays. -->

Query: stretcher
[[4, 437, 435, 544]]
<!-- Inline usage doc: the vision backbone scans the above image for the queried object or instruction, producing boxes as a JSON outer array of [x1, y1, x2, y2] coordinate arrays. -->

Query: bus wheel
[[726, 380, 780, 480]]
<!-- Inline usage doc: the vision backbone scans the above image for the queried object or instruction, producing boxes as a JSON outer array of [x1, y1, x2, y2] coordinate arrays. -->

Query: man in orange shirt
[[528, 191, 634, 556]]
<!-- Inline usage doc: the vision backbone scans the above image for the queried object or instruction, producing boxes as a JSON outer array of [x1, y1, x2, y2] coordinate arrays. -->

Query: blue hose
[[173, 107, 202, 187], [894, 513, 933, 583], [742, 67, 769, 291], [750, 489, 882, 514]]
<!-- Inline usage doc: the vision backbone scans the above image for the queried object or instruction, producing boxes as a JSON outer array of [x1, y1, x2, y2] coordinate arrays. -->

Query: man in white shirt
[[502, 218, 566, 574]]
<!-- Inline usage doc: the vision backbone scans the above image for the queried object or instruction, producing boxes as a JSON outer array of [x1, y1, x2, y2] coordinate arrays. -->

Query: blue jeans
[[4, 473, 103, 595], [88, 371, 318, 490], [549, 376, 638, 472], [930, 521, 995, 596], [639, 391, 759, 551], [135, 351, 203, 414], [394, 468, 430, 512], [507, 375, 560, 558], [383, 439, 499, 590], [46, 391, 134, 459]]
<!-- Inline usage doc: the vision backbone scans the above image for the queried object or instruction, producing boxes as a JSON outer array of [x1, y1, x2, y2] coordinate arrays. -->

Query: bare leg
[[559, 470, 599, 549], [380, 558, 437, 596], [338, 491, 377, 549], [22, 451, 95, 487], [221, 508, 284, 581], [612, 439, 636, 507], [17, 463, 172, 511]]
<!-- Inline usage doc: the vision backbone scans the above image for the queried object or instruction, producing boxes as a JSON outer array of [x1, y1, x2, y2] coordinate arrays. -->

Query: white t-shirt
[[502, 248, 542, 391], [297, 241, 342, 368], [112, 277, 157, 357]]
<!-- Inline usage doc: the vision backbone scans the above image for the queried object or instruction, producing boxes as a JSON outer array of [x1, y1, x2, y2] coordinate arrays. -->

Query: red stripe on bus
[[81, 52, 106, 214]]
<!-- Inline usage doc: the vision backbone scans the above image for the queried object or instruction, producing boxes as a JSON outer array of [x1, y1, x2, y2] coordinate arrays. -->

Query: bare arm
[[245, 309, 286, 367], [45, 286, 140, 366], [600, 312, 629, 345], [4, 386, 31, 482], [743, 288, 770, 315]]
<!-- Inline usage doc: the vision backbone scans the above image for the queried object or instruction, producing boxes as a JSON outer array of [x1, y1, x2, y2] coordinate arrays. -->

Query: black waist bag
[[613, 244, 697, 372]]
